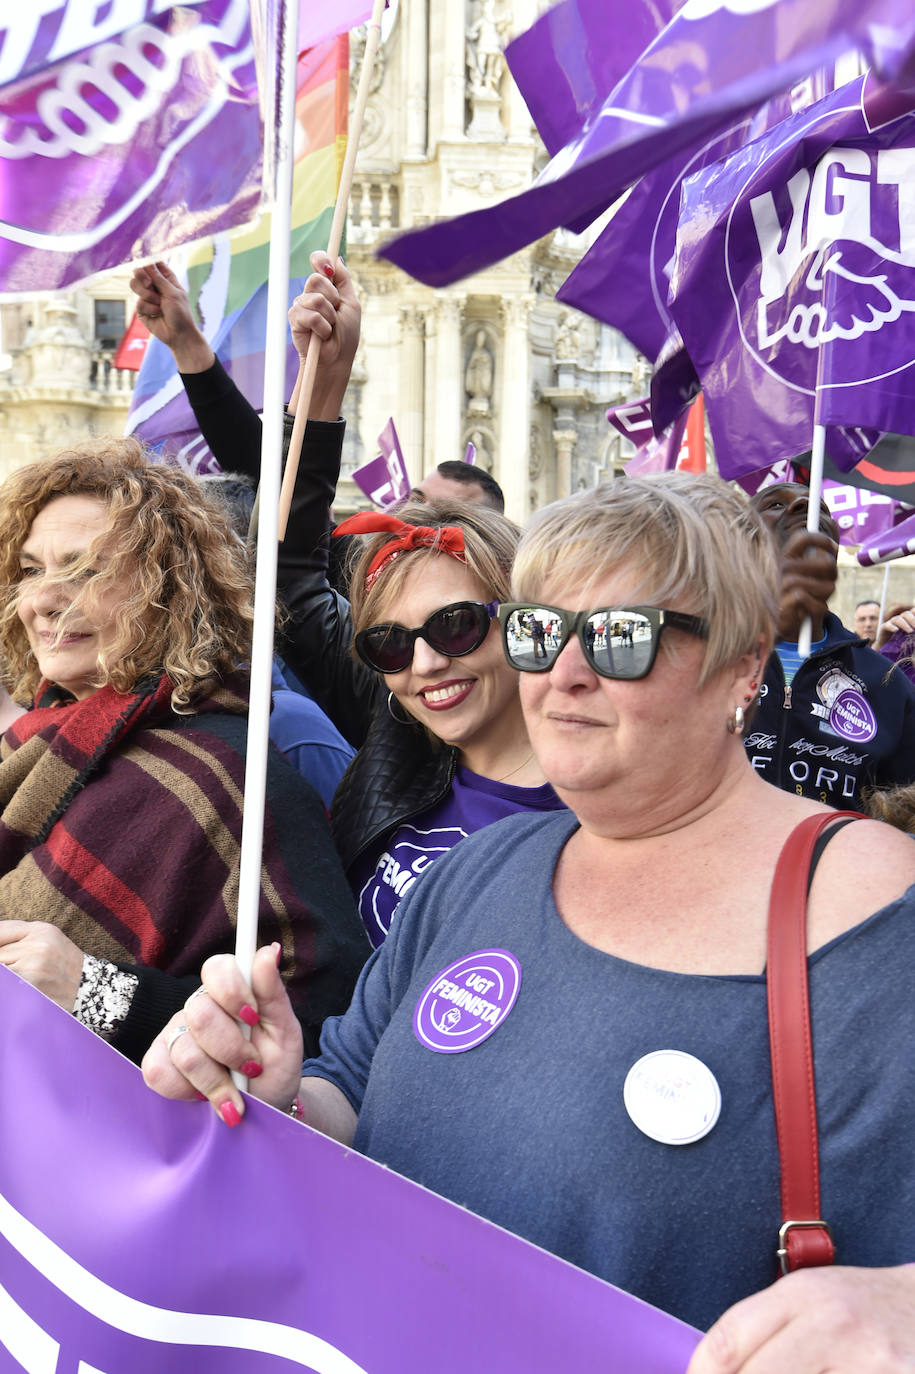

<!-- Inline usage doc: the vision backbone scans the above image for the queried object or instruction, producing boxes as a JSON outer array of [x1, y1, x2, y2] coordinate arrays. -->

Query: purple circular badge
[[413, 949, 522, 1054], [829, 688, 877, 743]]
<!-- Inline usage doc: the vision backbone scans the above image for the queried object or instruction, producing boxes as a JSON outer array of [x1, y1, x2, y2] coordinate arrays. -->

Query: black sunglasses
[[355, 600, 499, 674], [497, 603, 708, 680]]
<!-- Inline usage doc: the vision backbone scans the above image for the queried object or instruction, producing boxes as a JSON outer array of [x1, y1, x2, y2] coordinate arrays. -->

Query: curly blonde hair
[[0, 438, 254, 712]]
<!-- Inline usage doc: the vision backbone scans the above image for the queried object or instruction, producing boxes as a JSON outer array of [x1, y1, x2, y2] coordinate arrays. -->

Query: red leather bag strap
[[766, 810, 864, 1276]]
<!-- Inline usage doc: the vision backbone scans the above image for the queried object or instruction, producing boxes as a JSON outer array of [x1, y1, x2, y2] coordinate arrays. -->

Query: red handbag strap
[[766, 810, 863, 1276]]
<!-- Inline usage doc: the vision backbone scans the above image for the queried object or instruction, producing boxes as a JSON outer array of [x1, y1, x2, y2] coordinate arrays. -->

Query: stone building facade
[[0, 0, 641, 524]]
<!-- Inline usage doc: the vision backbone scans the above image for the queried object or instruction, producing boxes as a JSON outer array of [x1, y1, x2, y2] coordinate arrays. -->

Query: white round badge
[[623, 1049, 721, 1146]]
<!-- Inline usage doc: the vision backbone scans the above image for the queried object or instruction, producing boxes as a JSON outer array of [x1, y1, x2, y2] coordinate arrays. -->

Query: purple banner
[[378, 0, 915, 288], [669, 74, 915, 479], [557, 77, 830, 362], [0, 966, 699, 1373], [351, 417, 410, 507], [0, 0, 263, 293]]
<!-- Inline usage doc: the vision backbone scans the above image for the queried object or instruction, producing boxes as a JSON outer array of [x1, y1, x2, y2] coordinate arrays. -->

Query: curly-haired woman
[[0, 439, 368, 1071]]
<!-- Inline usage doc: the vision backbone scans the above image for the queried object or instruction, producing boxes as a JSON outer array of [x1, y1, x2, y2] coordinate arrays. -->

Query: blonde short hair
[[0, 437, 254, 712], [348, 499, 520, 642], [511, 473, 778, 686]]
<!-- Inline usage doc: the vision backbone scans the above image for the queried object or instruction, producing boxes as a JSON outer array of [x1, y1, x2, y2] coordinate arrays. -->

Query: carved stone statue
[[465, 329, 493, 414], [467, 0, 504, 96]]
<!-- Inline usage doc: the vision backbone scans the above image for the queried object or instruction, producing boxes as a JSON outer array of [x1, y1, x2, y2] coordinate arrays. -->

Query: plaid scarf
[[0, 676, 175, 869]]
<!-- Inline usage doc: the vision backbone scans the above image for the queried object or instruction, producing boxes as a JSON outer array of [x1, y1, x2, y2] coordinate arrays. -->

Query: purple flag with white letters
[[0, 0, 263, 293], [669, 74, 915, 480], [0, 966, 699, 1373], [351, 417, 410, 507], [377, 0, 915, 288]]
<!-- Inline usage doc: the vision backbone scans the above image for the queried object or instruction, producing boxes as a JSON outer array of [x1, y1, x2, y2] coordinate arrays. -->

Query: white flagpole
[[797, 422, 826, 660], [277, 0, 387, 539], [878, 559, 891, 628], [232, 0, 299, 1088]]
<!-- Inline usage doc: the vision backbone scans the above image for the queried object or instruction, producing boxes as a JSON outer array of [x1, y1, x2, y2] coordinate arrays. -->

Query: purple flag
[[378, 0, 915, 288], [607, 397, 654, 447], [606, 396, 691, 474], [857, 506, 915, 563], [505, 0, 678, 159], [556, 78, 831, 362], [351, 417, 410, 507], [822, 478, 899, 546], [0, 966, 699, 1372], [669, 73, 915, 480], [0, 1, 263, 293]]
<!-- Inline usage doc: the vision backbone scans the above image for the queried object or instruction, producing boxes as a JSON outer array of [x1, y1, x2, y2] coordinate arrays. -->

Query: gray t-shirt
[[304, 809, 915, 1330]]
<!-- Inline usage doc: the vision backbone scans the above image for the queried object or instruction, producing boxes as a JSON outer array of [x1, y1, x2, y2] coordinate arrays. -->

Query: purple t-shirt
[[353, 766, 565, 948]]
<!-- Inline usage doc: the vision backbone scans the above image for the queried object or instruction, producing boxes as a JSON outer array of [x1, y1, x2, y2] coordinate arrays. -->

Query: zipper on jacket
[[783, 684, 792, 709]]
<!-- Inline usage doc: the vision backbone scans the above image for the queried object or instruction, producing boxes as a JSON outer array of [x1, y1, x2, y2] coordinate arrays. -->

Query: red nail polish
[[322, 263, 335, 279], [240, 1061, 262, 1079], [239, 1004, 260, 1027], [219, 1101, 242, 1128], [193, 1091, 207, 1101]]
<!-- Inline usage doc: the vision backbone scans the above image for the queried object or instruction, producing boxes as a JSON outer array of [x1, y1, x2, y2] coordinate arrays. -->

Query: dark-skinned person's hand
[[775, 527, 838, 640]]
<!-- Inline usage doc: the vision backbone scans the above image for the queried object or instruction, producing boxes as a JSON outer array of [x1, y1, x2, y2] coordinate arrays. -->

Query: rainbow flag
[[126, 34, 349, 469]]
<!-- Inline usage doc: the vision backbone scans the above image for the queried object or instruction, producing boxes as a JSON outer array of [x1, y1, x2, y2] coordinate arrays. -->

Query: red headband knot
[[334, 512, 466, 590]]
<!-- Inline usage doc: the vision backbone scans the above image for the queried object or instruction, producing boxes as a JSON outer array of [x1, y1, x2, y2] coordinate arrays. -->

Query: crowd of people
[[1, 250, 913, 1370]]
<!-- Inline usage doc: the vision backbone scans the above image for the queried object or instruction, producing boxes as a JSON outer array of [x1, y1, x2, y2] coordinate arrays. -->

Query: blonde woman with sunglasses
[[148, 473, 915, 1372]]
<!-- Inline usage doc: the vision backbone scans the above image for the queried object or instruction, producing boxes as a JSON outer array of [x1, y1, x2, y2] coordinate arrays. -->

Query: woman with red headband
[[270, 256, 565, 946]]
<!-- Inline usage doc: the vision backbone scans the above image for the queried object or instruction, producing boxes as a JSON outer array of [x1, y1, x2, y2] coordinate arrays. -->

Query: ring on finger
[[185, 985, 209, 1009], [166, 1024, 191, 1053]]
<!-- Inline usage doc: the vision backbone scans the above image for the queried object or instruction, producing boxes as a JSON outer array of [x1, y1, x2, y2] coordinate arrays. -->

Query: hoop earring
[[726, 704, 745, 736], [387, 691, 414, 726]]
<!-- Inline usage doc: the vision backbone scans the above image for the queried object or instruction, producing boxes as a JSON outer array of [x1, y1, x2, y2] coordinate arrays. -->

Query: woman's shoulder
[[807, 812, 915, 950]]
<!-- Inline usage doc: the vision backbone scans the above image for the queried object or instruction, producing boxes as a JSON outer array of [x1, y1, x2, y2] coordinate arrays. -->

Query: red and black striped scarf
[[0, 675, 175, 869]]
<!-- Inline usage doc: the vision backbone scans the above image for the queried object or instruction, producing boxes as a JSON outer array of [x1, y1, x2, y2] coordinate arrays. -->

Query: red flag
[[113, 312, 150, 371], [676, 394, 707, 473]]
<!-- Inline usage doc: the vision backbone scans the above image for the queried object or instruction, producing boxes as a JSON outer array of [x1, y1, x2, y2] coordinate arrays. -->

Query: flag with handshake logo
[[0, 966, 699, 1374], [669, 75, 915, 481], [0, 0, 263, 292]]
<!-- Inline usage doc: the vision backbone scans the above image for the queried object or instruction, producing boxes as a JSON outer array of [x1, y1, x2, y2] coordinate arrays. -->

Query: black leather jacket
[[182, 361, 459, 880], [274, 411, 458, 875]]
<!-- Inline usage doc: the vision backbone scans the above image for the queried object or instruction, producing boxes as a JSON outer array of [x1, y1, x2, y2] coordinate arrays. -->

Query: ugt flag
[[378, 0, 915, 288], [555, 75, 832, 364], [127, 33, 349, 470], [669, 74, 915, 481], [0, 965, 700, 1373], [0, 0, 263, 293]]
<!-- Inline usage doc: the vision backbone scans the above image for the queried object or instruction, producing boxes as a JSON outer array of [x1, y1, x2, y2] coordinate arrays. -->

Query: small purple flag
[[0, 966, 700, 1372], [857, 506, 915, 564], [606, 396, 690, 474], [351, 417, 411, 507], [378, 0, 915, 288], [0, 1, 263, 293], [669, 74, 915, 480], [607, 398, 654, 447], [464, 441, 477, 465]]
